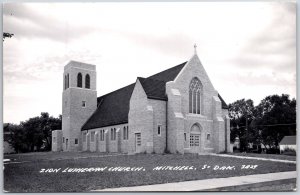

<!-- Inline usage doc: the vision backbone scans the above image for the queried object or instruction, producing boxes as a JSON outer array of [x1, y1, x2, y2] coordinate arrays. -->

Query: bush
[[282, 148, 296, 156], [266, 148, 280, 154]]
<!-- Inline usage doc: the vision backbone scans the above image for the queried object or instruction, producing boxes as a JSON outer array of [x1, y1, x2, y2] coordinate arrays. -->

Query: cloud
[[230, 2, 296, 72], [3, 3, 98, 42]]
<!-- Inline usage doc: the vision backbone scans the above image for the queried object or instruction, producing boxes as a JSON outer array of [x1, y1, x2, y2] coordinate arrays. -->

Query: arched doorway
[[190, 124, 202, 153]]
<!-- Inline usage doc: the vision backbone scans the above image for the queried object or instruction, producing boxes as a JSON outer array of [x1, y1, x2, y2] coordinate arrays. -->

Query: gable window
[[189, 77, 202, 114], [85, 74, 90, 89], [77, 73, 82, 88], [82, 101, 86, 108], [91, 131, 95, 142], [75, 139, 78, 144], [158, 125, 162, 136]]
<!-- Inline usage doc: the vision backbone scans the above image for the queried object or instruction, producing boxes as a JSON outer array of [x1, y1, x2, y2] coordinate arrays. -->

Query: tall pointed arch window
[[189, 77, 202, 114], [77, 73, 82, 88], [85, 74, 90, 89]]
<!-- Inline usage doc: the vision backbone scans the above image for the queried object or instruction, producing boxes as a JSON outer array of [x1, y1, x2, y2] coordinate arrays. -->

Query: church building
[[52, 48, 230, 154]]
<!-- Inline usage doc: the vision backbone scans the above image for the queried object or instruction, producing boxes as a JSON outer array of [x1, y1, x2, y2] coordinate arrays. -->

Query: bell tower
[[62, 61, 97, 151]]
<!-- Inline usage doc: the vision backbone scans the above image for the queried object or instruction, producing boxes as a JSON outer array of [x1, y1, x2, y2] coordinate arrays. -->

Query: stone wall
[[81, 123, 129, 153]]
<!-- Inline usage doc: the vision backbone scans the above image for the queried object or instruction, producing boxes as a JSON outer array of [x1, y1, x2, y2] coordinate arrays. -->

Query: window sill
[[186, 113, 206, 118]]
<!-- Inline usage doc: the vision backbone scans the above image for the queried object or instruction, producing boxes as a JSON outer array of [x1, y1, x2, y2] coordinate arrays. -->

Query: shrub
[[282, 148, 296, 156]]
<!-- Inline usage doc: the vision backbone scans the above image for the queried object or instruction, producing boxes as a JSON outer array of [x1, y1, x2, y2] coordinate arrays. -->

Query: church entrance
[[135, 133, 141, 153], [190, 124, 201, 153], [66, 139, 68, 150]]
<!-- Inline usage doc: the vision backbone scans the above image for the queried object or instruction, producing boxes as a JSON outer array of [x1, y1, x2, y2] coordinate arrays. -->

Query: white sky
[[3, 2, 296, 124]]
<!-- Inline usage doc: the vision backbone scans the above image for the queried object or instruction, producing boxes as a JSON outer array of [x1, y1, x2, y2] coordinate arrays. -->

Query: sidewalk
[[210, 153, 296, 164], [92, 171, 297, 191]]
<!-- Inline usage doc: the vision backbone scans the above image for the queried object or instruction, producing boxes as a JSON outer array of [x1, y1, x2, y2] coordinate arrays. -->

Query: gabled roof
[[82, 61, 228, 130], [138, 77, 168, 101], [82, 62, 186, 130], [280, 136, 296, 145]]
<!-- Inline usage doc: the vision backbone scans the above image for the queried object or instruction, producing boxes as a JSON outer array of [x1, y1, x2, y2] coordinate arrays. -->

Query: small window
[[123, 126, 129, 140], [75, 139, 78, 144], [91, 131, 95, 142], [184, 133, 186, 141], [111, 128, 116, 140], [207, 134, 211, 141], [100, 130, 105, 141], [158, 125, 162, 136], [82, 101, 86, 108], [63, 137, 65, 143]]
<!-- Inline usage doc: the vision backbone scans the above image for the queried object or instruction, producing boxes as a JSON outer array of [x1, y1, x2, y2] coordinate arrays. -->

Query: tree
[[5, 123, 28, 153], [254, 94, 296, 150], [6, 113, 62, 153], [229, 99, 255, 152], [3, 32, 14, 41]]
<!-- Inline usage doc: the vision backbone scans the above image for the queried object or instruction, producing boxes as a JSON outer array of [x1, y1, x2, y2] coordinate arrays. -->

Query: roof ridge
[[96, 61, 187, 100]]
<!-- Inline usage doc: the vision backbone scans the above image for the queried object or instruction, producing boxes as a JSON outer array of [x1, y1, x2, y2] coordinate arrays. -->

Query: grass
[[4, 152, 296, 192], [228, 153, 297, 161]]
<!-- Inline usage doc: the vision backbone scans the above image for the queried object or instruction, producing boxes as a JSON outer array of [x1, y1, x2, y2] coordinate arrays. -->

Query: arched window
[[64, 75, 67, 90], [67, 74, 69, 88], [189, 77, 202, 114], [85, 74, 90, 89], [77, 73, 82, 88]]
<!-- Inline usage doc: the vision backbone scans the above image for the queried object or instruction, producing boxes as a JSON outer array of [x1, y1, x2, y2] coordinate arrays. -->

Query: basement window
[[158, 125, 162, 136]]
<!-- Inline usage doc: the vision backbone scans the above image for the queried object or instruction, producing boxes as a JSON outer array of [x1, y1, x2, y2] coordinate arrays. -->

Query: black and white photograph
[[2, 1, 297, 192]]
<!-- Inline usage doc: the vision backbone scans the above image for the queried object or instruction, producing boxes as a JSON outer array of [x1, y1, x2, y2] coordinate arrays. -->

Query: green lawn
[[4, 153, 296, 192]]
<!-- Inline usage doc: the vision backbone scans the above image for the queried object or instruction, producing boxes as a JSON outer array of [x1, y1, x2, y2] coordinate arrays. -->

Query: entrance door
[[190, 124, 202, 153], [190, 134, 200, 153], [66, 139, 68, 150], [135, 133, 141, 153]]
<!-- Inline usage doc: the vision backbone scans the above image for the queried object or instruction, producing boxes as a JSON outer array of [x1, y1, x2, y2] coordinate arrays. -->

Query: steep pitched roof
[[82, 62, 186, 130], [280, 136, 296, 145], [82, 61, 228, 130], [138, 77, 168, 101]]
